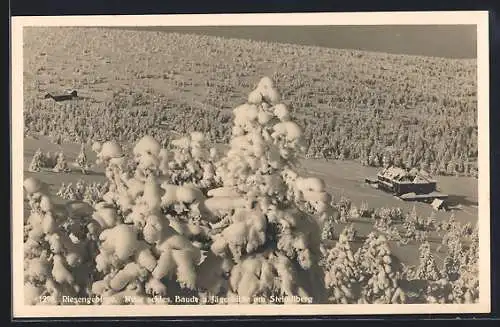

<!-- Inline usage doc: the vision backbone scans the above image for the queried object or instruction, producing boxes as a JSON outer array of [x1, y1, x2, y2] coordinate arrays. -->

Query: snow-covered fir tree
[[452, 224, 479, 303], [425, 278, 454, 304], [87, 137, 211, 304], [82, 182, 108, 206], [321, 217, 335, 242], [415, 241, 441, 281], [52, 151, 71, 173], [426, 211, 437, 231], [28, 148, 44, 172], [56, 183, 66, 198], [442, 212, 457, 233], [76, 144, 89, 174], [354, 233, 406, 304], [58, 183, 77, 200], [340, 223, 357, 242], [401, 206, 418, 243], [438, 213, 462, 253], [323, 232, 359, 303], [441, 234, 462, 282], [359, 201, 372, 218], [205, 77, 332, 303]]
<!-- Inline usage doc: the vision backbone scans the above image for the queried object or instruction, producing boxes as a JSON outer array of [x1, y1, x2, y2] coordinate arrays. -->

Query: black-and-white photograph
[[11, 12, 490, 317]]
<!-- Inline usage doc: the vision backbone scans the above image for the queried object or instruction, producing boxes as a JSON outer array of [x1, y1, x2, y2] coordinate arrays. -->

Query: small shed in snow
[[44, 90, 78, 102], [431, 198, 447, 211]]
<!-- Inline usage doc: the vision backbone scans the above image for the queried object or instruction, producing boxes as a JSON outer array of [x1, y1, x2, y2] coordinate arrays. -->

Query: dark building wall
[[395, 184, 412, 195], [379, 183, 394, 193], [394, 182, 436, 195]]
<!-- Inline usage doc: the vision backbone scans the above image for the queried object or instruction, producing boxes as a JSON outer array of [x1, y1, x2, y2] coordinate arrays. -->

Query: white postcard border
[[11, 11, 491, 318]]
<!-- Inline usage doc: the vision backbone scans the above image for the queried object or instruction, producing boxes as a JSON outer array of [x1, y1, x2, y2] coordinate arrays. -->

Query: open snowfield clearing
[[23, 137, 106, 200], [297, 158, 478, 266], [298, 158, 478, 225]]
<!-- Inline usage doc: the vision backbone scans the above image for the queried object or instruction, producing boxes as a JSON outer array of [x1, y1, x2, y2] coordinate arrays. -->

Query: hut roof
[[378, 166, 436, 183], [378, 167, 408, 181]]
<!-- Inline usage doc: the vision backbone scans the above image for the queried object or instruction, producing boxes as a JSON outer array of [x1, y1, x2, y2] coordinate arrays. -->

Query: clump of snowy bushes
[[56, 180, 109, 205], [322, 229, 407, 304], [28, 148, 74, 173], [162, 131, 220, 191], [396, 224, 479, 304], [24, 177, 99, 304], [84, 136, 211, 304]]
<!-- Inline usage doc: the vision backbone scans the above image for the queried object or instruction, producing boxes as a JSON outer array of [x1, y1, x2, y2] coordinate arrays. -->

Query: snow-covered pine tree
[[442, 212, 457, 233], [71, 179, 84, 200], [452, 262, 479, 304], [415, 241, 441, 281], [320, 217, 335, 242], [82, 182, 108, 206], [461, 222, 474, 238], [441, 232, 463, 282], [340, 223, 357, 242], [438, 213, 461, 253], [409, 205, 418, 222], [452, 224, 479, 303], [425, 278, 454, 304], [76, 143, 89, 174], [202, 77, 332, 303], [359, 201, 371, 218], [426, 211, 437, 231], [160, 131, 220, 192], [348, 204, 360, 220], [52, 151, 71, 173], [462, 223, 479, 268], [323, 232, 359, 303], [335, 195, 351, 223], [28, 148, 44, 172], [60, 183, 77, 201], [355, 233, 406, 304], [402, 205, 418, 243], [56, 183, 66, 198]]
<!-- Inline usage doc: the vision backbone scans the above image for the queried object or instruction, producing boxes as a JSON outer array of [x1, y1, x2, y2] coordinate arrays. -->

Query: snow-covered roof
[[413, 170, 437, 183], [412, 174, 433, 184], [377, 167, 408, 181], [378, 166, 437, 183]]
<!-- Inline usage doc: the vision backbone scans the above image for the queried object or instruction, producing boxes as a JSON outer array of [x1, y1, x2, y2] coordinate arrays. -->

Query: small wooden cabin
[[44, 90, 78, 102]]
